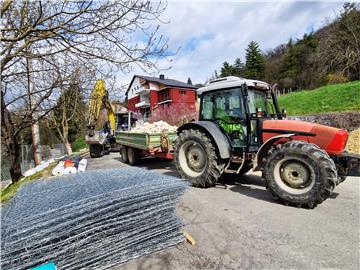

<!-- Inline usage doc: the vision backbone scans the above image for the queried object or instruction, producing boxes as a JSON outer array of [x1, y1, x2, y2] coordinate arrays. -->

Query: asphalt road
[[86, 153, 359, 270]]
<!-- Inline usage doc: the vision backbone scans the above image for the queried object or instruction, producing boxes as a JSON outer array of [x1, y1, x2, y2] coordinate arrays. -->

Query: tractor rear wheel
[[263, 141, 337, 208], [89, 144, 102, 158], [174, 129, 226, 188], [120, 147, 128, 163]]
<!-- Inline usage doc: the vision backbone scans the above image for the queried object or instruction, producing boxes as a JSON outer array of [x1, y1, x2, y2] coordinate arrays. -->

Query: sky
[[115, 1, 345, 93]]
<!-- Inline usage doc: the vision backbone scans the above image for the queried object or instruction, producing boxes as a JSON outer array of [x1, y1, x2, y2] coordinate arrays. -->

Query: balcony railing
[[135, 100, 150, 108], [157, 99, 172, 105]]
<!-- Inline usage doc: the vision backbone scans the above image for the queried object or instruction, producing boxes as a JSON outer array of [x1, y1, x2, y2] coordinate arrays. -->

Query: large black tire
[[174, 129, 226, 188], [120, 147, 128, 163], [127, 147, 141, 165], [89, 144, 102, 158], [263, 141, 337, 208]]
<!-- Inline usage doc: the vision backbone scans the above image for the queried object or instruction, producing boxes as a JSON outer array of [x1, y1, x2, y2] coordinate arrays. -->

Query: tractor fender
[[177, 121, 231, 159], [253, 134, 295, 171]]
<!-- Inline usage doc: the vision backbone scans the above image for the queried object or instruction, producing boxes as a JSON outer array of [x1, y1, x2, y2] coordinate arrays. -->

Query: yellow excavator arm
[[88, 79, 115, 132]]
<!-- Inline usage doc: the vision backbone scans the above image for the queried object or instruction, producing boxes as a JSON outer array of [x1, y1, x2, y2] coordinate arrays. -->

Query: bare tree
[[48, 65, 93, 155], [317, 3, 360, 81], [1, 0, 170, 182]]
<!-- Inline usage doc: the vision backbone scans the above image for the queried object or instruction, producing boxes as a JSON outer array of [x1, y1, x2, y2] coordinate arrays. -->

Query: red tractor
[[174, 77, 359, 208]]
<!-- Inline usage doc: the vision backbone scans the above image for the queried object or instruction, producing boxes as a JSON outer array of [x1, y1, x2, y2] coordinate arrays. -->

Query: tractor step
[[224, 162, 244, 174], [224, 168, 238, 174]]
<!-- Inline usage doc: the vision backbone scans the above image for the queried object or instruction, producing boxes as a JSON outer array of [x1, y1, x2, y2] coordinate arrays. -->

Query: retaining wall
[[288, 112, 360, 131]]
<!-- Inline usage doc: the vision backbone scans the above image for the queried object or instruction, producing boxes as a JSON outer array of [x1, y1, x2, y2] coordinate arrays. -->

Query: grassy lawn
[[1, 162, 57, 203], [278, 81, 360, 115], [1, 149, 88, 204]]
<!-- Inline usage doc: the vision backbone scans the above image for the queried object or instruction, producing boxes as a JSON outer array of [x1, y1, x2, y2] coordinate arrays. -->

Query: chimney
[[159, 74, 165, 80]]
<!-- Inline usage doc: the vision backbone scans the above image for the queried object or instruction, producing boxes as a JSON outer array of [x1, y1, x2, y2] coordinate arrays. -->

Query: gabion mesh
[[1, 168, 188, 270]]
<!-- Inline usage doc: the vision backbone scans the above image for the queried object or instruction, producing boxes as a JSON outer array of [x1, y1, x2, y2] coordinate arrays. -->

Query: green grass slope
[[278, 81, 360, 115]]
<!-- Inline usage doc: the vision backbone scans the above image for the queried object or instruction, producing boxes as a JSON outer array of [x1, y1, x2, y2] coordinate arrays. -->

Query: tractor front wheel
[[174, 129, 226, 188], [263, 141, 337, 208]]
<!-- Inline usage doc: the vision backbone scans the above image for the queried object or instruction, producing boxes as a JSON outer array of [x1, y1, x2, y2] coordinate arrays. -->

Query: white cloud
[[114, 1, 344, 97]]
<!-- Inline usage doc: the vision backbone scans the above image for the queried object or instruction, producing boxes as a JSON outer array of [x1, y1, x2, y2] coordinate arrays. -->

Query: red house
[[126, 75, 197, 118]]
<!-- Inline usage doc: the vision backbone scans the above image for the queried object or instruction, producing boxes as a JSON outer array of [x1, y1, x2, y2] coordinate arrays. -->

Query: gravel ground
[[347, 128, 360, 154], [86, 153, 359, 270]]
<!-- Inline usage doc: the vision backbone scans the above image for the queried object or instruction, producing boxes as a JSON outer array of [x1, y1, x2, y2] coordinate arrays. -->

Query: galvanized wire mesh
[[1, 168, 188, 270]]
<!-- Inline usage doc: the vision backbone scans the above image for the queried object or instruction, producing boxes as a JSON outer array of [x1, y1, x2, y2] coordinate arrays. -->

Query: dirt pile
[[130, 121, 177, 133], [346, 128, 360, 154]]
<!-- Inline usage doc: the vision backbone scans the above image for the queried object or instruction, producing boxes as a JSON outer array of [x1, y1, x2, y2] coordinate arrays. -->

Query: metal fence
[[1, 144, 67, 182], [1, 168, 188, 270]]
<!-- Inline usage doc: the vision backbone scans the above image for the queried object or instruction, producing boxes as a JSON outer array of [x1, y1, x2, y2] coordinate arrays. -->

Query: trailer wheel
[[127, 147, 141, 165], [89, 144, 102, 158], [120, 147, 128, 163], [174, 129, 226, 188], [263, 141, 337, 208]]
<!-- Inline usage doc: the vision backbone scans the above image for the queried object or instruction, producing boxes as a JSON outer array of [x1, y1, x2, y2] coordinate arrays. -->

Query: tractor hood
[[262, 120, 349, 156]]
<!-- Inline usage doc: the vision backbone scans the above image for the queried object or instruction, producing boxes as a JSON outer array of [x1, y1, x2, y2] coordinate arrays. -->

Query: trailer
[[116, 131, 177, 165]]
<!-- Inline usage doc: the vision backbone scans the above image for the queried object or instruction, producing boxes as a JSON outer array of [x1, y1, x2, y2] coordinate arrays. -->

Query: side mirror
[[282, 108, 287, 118]]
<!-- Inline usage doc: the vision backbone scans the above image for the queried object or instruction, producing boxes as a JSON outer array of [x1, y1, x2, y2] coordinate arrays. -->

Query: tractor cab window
[[248, 90, 275, 116], [202, 95, 213, 119], [201, 88, 247, 148]]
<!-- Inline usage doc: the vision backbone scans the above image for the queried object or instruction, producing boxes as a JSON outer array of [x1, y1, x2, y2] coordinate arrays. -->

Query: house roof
[[126, 75, 197, 95]]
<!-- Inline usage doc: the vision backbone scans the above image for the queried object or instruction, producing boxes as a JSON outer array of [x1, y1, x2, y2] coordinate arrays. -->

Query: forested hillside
[[212, 3, 360, 91]]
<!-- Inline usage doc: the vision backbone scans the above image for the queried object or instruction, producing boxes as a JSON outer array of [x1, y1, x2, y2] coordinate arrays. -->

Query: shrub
[[148, 103, 198, 126], [72, 137, 88, 152], [326, 73, 349, 85]]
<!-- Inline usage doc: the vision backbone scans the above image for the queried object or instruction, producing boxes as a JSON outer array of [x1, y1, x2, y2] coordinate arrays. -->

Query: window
[[200, 88, 246, 147], [201, 95, 213, 119], [159, 90, 170, 102], [180, 90, 186, 96], [248, 90, 275, 115], [201, 88, 244, 120]]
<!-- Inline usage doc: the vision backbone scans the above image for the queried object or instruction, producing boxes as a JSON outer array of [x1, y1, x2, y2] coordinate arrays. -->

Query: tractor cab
[[198, 76, 282, 150]]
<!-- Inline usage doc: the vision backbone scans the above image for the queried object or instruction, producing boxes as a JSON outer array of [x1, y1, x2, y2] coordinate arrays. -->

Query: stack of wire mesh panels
[[1, 168, 188, 270]]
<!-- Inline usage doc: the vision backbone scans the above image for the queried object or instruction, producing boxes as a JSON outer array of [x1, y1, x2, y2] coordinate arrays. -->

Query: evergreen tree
[[245, 41, 265, 80], [281, 33, 318, 88], [50, 81, 86, 154], [220, 61, 235, 77], [187, 77, 193, 85], [233, 57, 245, 77]]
